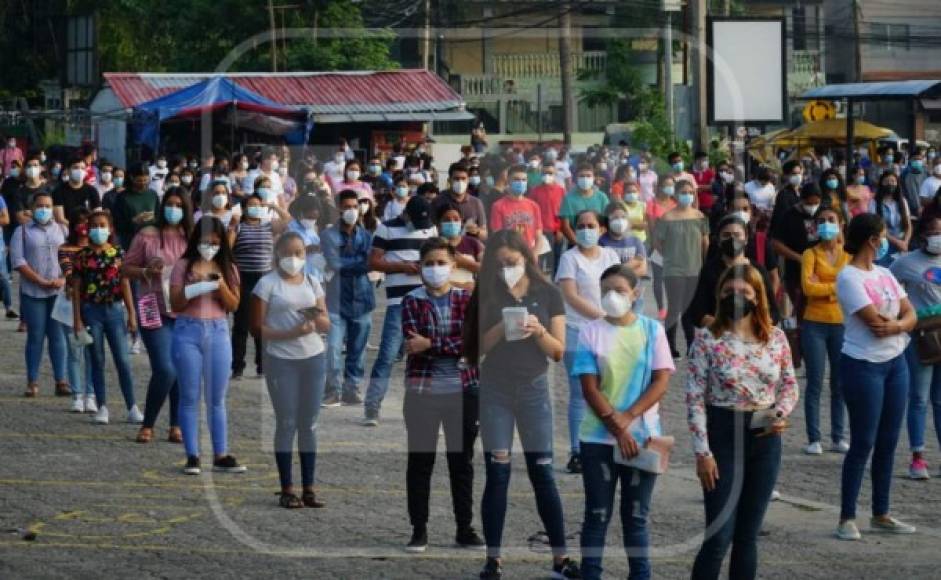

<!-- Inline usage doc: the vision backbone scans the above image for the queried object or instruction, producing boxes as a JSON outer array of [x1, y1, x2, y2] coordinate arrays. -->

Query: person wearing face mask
[[336, 159, 374, 202], [559, 164, 610, 246], [363, 156, 386, 193], [744, 166, 777, 217], [383, 176, 411, 222], [52, 157, 101, 228], [435, 204, 483, 292], [526, 154, 543, 188], [169, 216, 244, 475], [362, 196, 439, 426], [101, 167, 126, 213], [870, 172, 912, 265], [71, 210, 139, 425], [834, 213, 917, 540], [463, 230, 580, 580], [322, 147, 348, 191], [95, 162, 115, 199], [645, 177, 678, 319], [707, 160, 736, 220], [868, 147, 898, 185], [490, 165, 544, 250], [918, 157, 941, 210], [320, 191, 375, 407], [687, 265, 798, 579], [434, 162, 488, 242], [12, 192, 69, 398], [633, 155, 657, 202], [284, 193, 327, 279], [653, 180, 709, 356], [11, 154, 46, 227], [574, 264, 673, 580], [799, 206, 850, 457], [890, 215, 941, 480], [719, 190, 781, 294], [198, 180, 240, 230], [692, 151, 715, 215], [845, 164, 873, 217], [398, 238, 484, 553], [1, 135, 24, 177], [608, 163, 636, 201], [466, 166, 483, 197], [768, 160, 804, 235], [901, 149, 926, 219], [229, 153, 250, 196], [243, 148, 284, 198], [529, 164, 566, 274], [228, 192, 288, 380], [771, 183, 825, 343], [667, 152, 697, 190], [600, 201, 647, 280], [58, 209, 94, 413], [686, 215, 779, 335], [112, 162, 158, 250], [818, 168, 848, 219], [557, 210, 621, 473], [124, 188, 193, 444], [250, 231, 330, 508]]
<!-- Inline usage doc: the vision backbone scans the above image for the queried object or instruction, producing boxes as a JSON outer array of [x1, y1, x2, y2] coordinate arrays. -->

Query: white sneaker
[[70, 395, 84, 413], [830, 441, 850, 454], [803, 442, 824, 455], [94, 406, 109, 425], [129, 336, 142, 355], [835, 520, 861, 541], [127, 405, 144, 424], [84, 396, 98, 414], [870, 516, 916, 534], [770, 489, 781, 501]]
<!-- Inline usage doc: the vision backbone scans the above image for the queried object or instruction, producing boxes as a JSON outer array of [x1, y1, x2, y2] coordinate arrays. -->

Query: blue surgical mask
[[677, 193, 695, 207], [440, 221, 462, 238], [33, 207, 52, 224], [875, 237, 889, 260], [885, 155, 894, 164], [662, 186, 675, 197], [825, 178, 840, 190], [624, 192, 638, 204], [164, 206, 183, 225], [911, 160, 924, 171], [256, 187, 273, 201], [510, 180, 527, 196], [395, 186, 409, 199], [817, 222, 839, 241], [672, 161, 684, 172], [577, 176, 594, 191], [469, 175, 481, 186], [113, 177, 124, 188], [246, 206, 266, 219], [576, 227, 599, 248], [89, 227, 110, 245]]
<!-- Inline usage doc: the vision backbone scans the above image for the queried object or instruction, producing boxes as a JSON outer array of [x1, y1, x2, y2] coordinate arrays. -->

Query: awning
[[312, 110, 475, 123], [801, 80, 941, 101]]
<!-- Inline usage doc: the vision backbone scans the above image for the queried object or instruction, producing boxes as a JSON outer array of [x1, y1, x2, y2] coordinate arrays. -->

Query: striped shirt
[[232, 221, 274, 273], [372, 217, 437, 305]]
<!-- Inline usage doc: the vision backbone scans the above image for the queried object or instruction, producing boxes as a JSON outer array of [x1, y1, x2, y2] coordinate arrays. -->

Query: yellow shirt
[[625, 202, 647, 242], [801, 244, 850, 324]]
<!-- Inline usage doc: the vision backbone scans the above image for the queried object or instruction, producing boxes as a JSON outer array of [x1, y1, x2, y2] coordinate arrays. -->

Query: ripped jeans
[[479, 373, 567, 559], [580, 442, 658, 580]]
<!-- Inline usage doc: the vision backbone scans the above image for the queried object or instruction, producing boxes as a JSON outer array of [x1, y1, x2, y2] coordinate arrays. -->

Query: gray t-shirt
[[889, 249, 941, 311], [253, 272, 325, 359]]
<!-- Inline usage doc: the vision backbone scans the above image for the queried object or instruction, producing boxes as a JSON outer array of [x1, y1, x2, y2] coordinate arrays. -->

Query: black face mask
[[720, 238, 746, 258], [719, 293, 756, 321]]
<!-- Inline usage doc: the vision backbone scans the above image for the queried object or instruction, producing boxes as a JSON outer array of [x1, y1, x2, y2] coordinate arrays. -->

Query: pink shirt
[[490, 196, 544, 248], [0, 146, 24, 176], [125, 227, 188, 316], [331, 178, 374, 201], [170, 258, 239, 320], [637, 169, 658, 201]]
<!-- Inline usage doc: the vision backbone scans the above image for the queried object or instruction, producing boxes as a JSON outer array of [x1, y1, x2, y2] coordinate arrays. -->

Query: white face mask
[[301, 218, 317, 231], [934, 164, 941, 176], [541, 174, 555, 185], [421, 265, 452, 288], [341, 209, 359, 225], [279, 256, 305, 276], [270, 160, 280, 172], [608, 218, 628, 235], [197, 243, 219, 262], [69, 168, 85, 183], [156, 160, 167, 169], [100, 171, 112, 183], [346, 170, 360, 181], [211, 194, 228, 209], [601, 290, 632, 318], [734, 210, 751, 224], [502, 264, 525, 289], [240, 161, 250, 171], [803, 203, 819, 215], [452, 180, 468, 195], [926, 234, 941, 254], [25, 166, 41, 180]]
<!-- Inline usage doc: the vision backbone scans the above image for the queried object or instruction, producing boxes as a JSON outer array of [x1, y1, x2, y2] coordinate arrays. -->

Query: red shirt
[[528, 183, 565, 234], [693, 168, 715, 209], [490, 195, 544, 248]]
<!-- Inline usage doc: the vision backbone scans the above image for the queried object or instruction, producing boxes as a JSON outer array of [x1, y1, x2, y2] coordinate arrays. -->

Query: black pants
[[404, 390, 479, 531], [232, 270, 265, 374]]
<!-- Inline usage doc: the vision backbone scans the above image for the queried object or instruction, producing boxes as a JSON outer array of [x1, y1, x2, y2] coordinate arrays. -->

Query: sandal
[[302, 491, 325, 508], [23, 384, 38, 398], [167, 427, 183, 444], [277, 492, 304, 509], [136, 427, 154, 443]]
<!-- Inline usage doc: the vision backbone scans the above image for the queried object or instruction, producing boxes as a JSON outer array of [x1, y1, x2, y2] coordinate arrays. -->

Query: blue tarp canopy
[[801, 80, 941, 100], [130, 76, 312, 150]]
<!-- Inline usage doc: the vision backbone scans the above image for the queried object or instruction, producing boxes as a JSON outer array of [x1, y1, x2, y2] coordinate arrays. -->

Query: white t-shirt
[[253, 272, 326, 360], [836, 264, 909, 363], [745, 180, 776, 211], [919, 175, 941, 199], [555, 246, 621, 329], [243, 169, 283, 196]]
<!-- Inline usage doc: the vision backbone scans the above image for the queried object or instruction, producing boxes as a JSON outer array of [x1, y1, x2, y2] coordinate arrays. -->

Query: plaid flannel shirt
[[401, 286, 479, 393]]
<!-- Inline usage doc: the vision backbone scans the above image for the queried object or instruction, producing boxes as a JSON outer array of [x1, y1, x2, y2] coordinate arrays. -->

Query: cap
[[404, 195, 433, 230]]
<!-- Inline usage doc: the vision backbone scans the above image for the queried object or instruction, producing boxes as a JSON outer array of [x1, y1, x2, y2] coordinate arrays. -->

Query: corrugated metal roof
[[801, 80, 941, 100], [103, 70, 466, 115]]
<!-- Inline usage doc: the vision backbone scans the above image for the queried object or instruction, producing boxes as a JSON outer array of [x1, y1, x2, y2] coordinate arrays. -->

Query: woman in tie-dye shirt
[[573, 264, 674, 580]]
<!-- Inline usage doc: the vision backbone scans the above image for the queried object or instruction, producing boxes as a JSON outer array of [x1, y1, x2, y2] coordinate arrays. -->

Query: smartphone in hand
[[299, 306, 323, 320]]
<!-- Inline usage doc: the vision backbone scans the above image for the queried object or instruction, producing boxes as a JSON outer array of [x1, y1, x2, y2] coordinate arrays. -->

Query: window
[[871, 23, 911, 52], [792, 6, 807, 51]]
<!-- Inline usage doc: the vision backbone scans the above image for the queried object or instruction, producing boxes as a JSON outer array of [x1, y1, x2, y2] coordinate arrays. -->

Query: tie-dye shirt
[[573, 316, 675, 445]]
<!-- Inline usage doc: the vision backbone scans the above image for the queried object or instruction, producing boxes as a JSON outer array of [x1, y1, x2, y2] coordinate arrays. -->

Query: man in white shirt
[[243, 147, 283, 196], [919, 161, 941, 207], [322, 147, 347, 192], [148, 154, 169, 194]]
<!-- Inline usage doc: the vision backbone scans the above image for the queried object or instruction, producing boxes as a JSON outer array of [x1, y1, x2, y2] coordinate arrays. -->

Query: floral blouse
[[685, 326, 799, 455], [72, 245, 125, 304]]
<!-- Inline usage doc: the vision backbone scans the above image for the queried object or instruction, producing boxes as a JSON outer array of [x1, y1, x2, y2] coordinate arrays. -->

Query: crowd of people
[[3, 131, 941, 579]]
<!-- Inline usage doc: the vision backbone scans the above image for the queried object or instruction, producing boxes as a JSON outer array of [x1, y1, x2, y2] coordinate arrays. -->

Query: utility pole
[[268, 0, 278, 72], [423, 0, 431, 70], [852, 0, 862, 82], [692, 0, 708, 151], [559, 1, 575, 147]]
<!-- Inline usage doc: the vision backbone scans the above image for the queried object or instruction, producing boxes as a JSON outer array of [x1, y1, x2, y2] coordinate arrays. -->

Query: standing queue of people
[[5, 139, 941, 580]]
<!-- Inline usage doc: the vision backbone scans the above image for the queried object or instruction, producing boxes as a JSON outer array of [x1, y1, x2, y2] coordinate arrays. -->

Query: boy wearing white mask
[[558, 163, 610, 246], [53, 158, 101, 227]]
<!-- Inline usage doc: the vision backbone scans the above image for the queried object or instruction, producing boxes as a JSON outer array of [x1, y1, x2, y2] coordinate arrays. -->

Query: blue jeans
[[326, 312, 372, 398], [563, 325, 587, 454], [905, 342, 941, 453], [692, 406, 782, 580], [141, 318, 179, 429], [580, 442, 657, 580], [0, 248, 12, 310], [21, 294, 67, 384], [364, 303, 403, 414], [172, 317, 233, 458], [65, 332, 93, 397], [480, 373, 567, 559], [839, 353, 909, 520], [83, 302, 135, 409], [801, 320, 846, 444], [266, 353, 326, 488]]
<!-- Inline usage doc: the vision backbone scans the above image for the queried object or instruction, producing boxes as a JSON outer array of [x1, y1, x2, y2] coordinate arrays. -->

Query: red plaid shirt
[[401, 286, 478, 393]]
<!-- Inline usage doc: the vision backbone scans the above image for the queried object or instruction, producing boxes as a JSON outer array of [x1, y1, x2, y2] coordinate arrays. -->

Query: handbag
[[51, 289, 73, 327], [614, 435, 675, 474], [914, 315, 941, 365], [137, 292, 163, 330]]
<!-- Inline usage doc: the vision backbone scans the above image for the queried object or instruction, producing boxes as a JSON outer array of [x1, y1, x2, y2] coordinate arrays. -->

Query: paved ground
[[1, 289, 941, 579]]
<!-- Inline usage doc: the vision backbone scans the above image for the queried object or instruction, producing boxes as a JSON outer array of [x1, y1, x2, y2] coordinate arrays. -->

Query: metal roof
[[102, 70, 468, 119], [801, 80, 941, 100]]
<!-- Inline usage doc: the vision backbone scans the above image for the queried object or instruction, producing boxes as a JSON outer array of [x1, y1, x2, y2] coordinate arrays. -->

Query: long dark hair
[[182, 216, 237, 284], [156, 186, 194, 247], [463, 229, 549, 364], [844, 212, 885, 255], [874, 170, 909, 231]]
